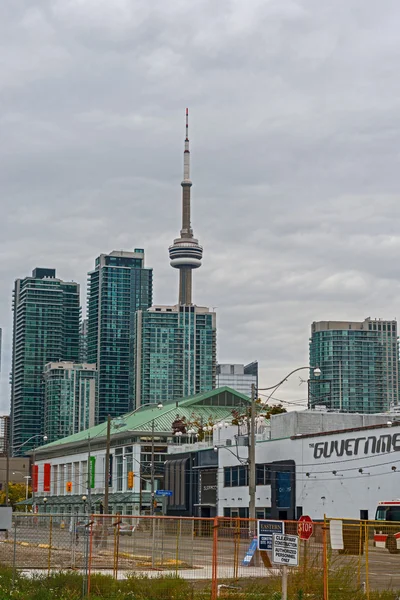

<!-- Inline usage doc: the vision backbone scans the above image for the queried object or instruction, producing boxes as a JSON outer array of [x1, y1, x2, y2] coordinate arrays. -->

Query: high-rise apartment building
[[134, 111, 217, 407], [11, 268, 80, 454], [44, 361, 97, 443], [0, 415, 10, 455], [87, 250, 153, 423], [80, 319, 88, 362], [309, 318, 399, 413], [134, 305, 216, 405], [216, 362, 258, 398]]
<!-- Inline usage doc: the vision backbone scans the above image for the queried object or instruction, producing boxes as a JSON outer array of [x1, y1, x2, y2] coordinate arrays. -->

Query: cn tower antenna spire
[[168, 109, 203, 305], [183, 107, 190, 183]]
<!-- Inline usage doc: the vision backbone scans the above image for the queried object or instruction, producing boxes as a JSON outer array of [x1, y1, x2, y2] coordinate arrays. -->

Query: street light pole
[[5, 438, 9, 508], [248, 384, 256, 531], [87, 435, 92, 515], [151, 419, 155, 515], [32, 445, 37, 514]]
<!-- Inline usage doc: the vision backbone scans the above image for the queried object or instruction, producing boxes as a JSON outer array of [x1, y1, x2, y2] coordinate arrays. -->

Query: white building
[[216, 363, 258, 398], [166, 410, 400, 521], [216, 412, 400, 521], [27, 387, 251, 517]]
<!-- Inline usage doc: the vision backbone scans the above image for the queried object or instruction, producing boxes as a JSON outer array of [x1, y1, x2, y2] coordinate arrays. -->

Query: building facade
[[79, 319, 88, 362], [166, 410, 400, 521], [11, 268, 80, 455], [0, 415, 10, 455], [87, 250, 153, 424], [134, 305, 216, 406], [216, 362, 258, 397], [30, 387, 249, 517], [44, 362, 97, 444], [309, 318, 399, 413]]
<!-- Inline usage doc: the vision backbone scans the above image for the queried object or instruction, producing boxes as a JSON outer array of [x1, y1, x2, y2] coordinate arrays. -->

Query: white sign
[[330, 519, 344, 550], [272, 533, 299, 566], [0, 507, 12, 531]]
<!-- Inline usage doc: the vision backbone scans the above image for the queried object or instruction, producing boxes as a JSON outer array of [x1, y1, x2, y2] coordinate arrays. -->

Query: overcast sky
[[1, 0, 400, 412]]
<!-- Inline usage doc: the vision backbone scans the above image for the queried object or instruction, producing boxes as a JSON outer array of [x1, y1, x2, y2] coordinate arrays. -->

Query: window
[[256, 464, 271, 485], [224, 507, 249, 518], [223, 466, 248, 487]]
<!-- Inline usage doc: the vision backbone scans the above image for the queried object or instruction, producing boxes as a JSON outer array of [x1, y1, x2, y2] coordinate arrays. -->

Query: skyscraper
[[11, 268, 80, 454], [134, 111, 216, 407], [134, 304, 216, 405], [309, 318, 399, 413], [87, 250, 153, 423], [44, 361, 97, 443]]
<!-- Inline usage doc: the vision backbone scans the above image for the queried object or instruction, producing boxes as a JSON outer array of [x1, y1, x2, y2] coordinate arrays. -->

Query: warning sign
[[272, 533, 299, 566]]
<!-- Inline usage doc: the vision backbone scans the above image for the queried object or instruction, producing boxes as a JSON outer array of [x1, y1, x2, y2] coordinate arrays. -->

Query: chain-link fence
[[1, 514, 90, 573], [2, 514, 400, 599], [326, 518, 400, 598]]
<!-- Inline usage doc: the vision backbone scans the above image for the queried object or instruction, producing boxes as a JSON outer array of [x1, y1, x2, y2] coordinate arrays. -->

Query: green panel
[[90, 456, 96, 489]]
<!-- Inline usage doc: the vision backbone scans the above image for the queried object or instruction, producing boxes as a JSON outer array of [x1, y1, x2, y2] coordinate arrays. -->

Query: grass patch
[[0, 564, 399, 599]]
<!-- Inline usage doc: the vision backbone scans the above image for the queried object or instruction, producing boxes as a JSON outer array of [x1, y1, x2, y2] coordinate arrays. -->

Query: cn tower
[[169, 109, 203, 305]]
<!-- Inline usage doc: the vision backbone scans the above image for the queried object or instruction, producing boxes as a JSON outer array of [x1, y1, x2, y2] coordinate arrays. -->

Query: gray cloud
[[1, 0, 400, 410]]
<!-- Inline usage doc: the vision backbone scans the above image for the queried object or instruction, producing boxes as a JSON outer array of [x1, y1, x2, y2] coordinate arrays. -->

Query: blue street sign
[[155, 490, 173, 497], [258, 520, 285, 551]]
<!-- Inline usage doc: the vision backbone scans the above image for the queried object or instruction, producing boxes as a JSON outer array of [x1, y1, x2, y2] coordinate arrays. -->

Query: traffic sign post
[[272, 533, 299, 600], [298, 515, 313, 540], [257, 520, 285, 550], [298, 515, 313, 576]]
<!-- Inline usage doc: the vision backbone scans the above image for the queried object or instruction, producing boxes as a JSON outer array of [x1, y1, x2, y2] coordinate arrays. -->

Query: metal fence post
[[70, 514, 76, 569], [365, 521, 370, 600], [161, 517, 165, 567], [151, 517, 156, 568], [322, 516, 329, 600], [48, 516, 53, 576], [88, 517, 94, 596], [211, 517, 219, 600], [12, 517, 17, 589], [233, 518, 240, 579], [175, 519, 181, 577]]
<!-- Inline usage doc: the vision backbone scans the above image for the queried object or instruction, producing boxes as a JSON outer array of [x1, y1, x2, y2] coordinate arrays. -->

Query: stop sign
[[298, 515, 313, 540]]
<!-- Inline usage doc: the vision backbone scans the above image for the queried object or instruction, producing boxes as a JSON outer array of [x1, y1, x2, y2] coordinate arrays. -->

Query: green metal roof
[[36, 387, 250, 454], [16, 492, 149, 506]]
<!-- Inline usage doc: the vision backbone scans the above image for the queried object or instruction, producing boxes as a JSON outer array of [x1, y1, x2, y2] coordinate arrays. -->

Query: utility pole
[[31, 446, 36, 514], [150, 419, 155, 515], [248, 384, 256, 532], [103, 415, 111, 515], [5, 438, 9, 507], [87, 435, 92, 514]]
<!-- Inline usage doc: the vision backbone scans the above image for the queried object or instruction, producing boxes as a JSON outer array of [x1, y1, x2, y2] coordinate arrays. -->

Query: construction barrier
[[1, 514, 400, 599]]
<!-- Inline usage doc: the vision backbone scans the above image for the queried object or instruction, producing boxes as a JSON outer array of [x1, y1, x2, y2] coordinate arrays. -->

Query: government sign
[[272, 534, 299, 566], [311, 432, 400, 460]]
